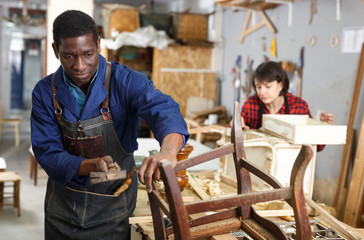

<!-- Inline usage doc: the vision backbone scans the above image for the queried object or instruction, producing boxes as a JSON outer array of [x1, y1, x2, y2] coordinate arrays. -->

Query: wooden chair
[[148, 102, 314, 240], [0, 101, 22, 147]]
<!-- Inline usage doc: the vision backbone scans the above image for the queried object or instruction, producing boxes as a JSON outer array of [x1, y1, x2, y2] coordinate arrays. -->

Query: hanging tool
[[297, 47, 304, 98], [243, 56, 254, 100], [232, 55, 242, 103], [270, 36, 277, 58]]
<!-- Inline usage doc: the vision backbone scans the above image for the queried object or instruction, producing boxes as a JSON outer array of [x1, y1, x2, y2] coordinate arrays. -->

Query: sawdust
[[192, 177, 223, 198]]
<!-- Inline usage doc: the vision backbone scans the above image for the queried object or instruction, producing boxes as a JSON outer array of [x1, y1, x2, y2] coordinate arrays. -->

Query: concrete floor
[[0, 132, 47, 240]]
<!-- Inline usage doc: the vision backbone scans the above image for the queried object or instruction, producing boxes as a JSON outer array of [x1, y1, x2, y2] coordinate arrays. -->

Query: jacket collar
[[53, 55, 109, 120]]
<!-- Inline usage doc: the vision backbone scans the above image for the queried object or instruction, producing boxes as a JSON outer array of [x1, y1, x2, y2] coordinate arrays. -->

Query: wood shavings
[[194, 177, 223, 198], [188, 173, 224, 198]]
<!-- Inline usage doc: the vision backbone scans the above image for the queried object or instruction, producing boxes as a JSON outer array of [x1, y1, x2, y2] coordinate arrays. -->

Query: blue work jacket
[[31, 55, 189, 186]]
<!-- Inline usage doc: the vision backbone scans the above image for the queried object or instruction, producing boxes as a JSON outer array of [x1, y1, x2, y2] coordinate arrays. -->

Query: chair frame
[[148, 102, 313, 240]]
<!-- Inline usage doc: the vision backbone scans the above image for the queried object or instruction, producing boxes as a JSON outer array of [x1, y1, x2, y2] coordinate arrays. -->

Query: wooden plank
[[152, 44, 215, 117], [343, 115, 364, 226], [334, 43, 364, 218], [212, 233, 238, 240], [156, 72, 216, 116]]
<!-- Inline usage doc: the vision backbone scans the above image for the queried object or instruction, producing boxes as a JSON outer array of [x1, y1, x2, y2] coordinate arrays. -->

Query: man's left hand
[[138, 133, 183, 193]]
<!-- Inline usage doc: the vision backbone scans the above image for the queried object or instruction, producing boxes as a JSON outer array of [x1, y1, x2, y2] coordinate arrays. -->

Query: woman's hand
[[229, 116, 250, 130], [320, 111, 334, 124]]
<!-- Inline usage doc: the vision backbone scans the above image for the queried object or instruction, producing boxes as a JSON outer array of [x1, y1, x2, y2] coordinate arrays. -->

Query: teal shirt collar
[[62, 68, 99, 113]]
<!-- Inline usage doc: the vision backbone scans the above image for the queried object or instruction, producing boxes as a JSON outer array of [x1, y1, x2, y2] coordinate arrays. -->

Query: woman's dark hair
[[52, 10, 98, 50], [251, 61, 289, 96]]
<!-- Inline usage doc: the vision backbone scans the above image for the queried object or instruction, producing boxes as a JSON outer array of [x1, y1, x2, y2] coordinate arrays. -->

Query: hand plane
[[90, 164, 126, 184]]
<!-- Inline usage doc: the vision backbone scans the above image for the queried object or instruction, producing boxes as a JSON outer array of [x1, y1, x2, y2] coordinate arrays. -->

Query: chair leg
[[34, 162, 37, 186], [15, 123, 20, 147], [0, 182, 3, 206], [30, 155, 38, 186], [14, 180, 21, 217], [289, 145, 314, 240]]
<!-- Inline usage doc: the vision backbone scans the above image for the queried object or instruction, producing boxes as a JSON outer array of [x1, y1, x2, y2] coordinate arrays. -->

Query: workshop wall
[[219, 0, 364, 205]]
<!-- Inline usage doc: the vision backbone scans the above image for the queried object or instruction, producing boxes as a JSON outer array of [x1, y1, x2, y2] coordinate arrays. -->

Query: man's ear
[[52, 43, 59, 59], [97, 37, 101, 54]]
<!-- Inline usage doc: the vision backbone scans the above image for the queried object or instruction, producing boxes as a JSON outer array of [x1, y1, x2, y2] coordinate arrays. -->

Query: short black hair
[[53, 10, 98, 50], [251, 61, 289, 96]]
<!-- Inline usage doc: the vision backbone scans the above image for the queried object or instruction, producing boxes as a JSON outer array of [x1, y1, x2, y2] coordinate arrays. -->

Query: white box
[[262, 114, 347, 145]]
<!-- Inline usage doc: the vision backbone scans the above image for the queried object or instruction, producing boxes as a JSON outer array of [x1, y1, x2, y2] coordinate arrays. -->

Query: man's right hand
[[77, 155, 114, 176]]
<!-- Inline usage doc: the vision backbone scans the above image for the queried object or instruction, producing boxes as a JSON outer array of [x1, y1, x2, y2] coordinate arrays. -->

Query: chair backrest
[[148, 101, 314, 240]]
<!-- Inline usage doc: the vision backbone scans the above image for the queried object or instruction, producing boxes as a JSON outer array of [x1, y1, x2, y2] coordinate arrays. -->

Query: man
[[31, 10, 189, 239]]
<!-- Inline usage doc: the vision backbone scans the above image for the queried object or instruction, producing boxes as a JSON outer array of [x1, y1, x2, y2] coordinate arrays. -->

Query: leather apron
[[44, 64, 137, 240]]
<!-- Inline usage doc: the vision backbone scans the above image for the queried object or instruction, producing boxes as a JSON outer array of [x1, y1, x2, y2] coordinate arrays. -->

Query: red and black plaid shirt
[[241, 93, 324, 151]]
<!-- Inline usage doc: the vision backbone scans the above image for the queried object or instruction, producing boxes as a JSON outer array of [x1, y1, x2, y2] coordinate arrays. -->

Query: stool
[[0, 171, 21, 216], [29, 145, 38, 186]]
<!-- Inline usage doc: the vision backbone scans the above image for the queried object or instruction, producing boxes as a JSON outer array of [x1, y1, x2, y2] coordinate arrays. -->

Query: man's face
[[52, 33, 100, 89]]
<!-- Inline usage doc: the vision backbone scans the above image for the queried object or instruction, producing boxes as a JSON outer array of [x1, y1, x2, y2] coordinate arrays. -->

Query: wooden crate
[[262, 114, 347, 145], [108, 9, 140, 37], [221, 130, 317, 198], [175, 14, 208, 42]]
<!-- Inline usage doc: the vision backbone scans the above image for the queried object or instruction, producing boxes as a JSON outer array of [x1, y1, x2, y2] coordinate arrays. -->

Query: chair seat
[[2, 118, 22, 124], [0, 171, 21, 182]]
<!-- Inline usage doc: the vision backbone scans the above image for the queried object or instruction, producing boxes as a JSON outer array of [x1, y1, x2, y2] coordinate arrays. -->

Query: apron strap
[[51, 73, 62, 120], [257, 94, 289, 128], [101, 62, 112, 120], [51, 62, 112, 120]]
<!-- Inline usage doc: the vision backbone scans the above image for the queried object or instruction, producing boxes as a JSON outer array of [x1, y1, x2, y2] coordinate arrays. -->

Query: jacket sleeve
[[31, 79, 85, 186]]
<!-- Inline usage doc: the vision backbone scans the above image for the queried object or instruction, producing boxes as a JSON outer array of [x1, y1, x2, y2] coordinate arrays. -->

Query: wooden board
[[156, 72, 216, 116], [262, 114, 347, 145], [152, 44, 216, 117], [334, 43, 364, 220], [343, 115, 364, 226]]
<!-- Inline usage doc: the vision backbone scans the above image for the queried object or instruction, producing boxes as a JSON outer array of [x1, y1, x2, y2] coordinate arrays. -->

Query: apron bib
[[257, 94, 289, 128], [44, 64, 137, 239]]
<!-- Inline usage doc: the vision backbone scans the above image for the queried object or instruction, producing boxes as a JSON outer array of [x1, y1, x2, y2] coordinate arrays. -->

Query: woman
[[240, 61, 333, 151]]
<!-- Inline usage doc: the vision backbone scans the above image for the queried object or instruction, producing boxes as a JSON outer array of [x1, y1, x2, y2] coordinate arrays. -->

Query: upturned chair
[[148, 102, 314, 240]]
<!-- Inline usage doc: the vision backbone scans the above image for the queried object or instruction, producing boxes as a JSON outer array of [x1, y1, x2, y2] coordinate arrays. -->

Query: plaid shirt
[[241, 93, 324, 151]]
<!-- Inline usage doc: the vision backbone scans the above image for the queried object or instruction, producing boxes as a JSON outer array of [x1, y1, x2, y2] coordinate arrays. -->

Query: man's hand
[[320, 111, 334, 125], [77, 155, 114, 176], [138, 133, 183, 193]]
